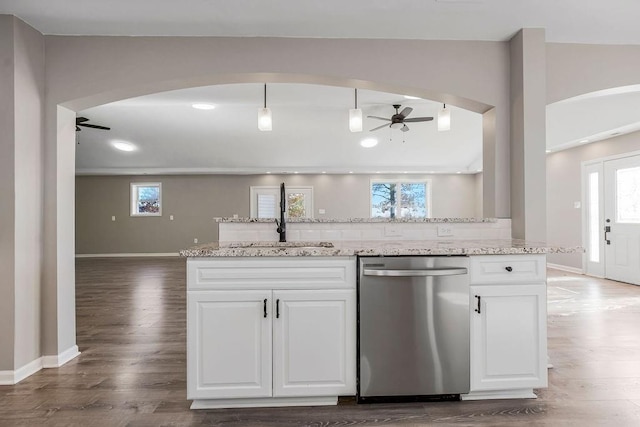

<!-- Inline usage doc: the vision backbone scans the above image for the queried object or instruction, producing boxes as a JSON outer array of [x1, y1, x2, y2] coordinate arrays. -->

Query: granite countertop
[[180, 239, 584, 257], [215, 217, 499, 223]]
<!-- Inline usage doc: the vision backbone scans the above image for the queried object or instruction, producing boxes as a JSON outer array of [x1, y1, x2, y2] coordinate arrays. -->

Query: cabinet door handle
[[276, 299, 280, 318], [474, 295, 481, 314], [505, 266, 513, 272], [263, 299, 267, 318]]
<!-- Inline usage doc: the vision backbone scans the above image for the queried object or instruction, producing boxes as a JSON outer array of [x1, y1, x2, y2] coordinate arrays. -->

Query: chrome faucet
[[275, 182, 286, 242]]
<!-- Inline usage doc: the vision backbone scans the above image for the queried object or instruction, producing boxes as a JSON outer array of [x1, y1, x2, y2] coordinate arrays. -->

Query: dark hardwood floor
[[2, 258, 640, 426]]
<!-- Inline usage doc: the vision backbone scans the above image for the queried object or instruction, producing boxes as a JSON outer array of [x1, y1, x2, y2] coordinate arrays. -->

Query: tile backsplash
[[219, 219, 512, 242]]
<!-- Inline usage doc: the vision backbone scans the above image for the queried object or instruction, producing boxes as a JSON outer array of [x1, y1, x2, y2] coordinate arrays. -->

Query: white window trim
[[130, 182, 162, 217], [369, 179, 432, 219], [250, 186, 314, 219]]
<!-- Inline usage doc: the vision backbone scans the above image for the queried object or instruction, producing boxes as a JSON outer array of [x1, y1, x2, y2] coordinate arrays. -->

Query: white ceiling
[[76, 84, 483, 175], [2, 0, 640, 44]]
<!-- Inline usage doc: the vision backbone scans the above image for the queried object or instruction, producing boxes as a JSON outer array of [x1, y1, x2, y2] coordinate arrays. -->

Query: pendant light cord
[[355, 88, 358, 109], [264, 84, 267, 108]]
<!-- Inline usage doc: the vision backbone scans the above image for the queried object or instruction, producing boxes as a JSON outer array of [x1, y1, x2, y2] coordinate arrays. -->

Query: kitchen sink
[[225, 241, 334, 249]]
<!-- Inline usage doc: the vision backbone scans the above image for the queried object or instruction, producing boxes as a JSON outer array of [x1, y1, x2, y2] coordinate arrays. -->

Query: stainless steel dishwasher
[[358, 256, 470, 401]]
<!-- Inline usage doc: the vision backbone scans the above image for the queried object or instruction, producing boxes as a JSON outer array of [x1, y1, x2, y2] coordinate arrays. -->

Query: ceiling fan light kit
[[349, 88, 363, 132], [368, 104, 433, 133], [438, 104, 451, 131], [258, 84, 272, 131]]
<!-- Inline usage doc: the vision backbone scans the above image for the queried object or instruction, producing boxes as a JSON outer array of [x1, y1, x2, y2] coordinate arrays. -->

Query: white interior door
[[604, 155, 640, 285]]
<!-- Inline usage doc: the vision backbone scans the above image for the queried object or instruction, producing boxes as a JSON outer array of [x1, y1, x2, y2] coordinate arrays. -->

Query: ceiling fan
[[368, 104, 433, 132], [76, 117, 111, 132]]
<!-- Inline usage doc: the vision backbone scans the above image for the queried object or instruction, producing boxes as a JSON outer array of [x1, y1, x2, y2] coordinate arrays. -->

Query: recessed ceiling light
[[349, 171, 354, 174], [375, 171, 381, 174], [321, 171, 327, 174], [266, 171, 271, 174], [111, 140, 137, 152], [456, 171, 462, 174], [192, 103, 216, 110], [403, 95, 420, 100], [403, 171, 408, 174], [294, 171, 299, 174], [580, 139, 589, 143], [360, 138, 378, 148], [546, 150, 551, 153]]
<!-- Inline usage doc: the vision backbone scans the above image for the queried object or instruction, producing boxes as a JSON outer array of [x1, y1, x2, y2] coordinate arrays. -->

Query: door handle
[[263, 299, 267, 318], [474, 295, 481, 314], [363, 268, 468, 277], [605, 225, 611, 245]]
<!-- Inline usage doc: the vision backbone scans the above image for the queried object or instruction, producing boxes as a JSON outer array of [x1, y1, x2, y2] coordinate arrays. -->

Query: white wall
[[547, 130, 640, 269]]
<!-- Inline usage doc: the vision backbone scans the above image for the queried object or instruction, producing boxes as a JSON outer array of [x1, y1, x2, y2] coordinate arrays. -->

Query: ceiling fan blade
[[76, 117, 89, 123], [78, 123, 111, 130], [404, 117, 434, 122], [367, 116, 391, 121], [401, 125, 410, 132], [369, 123, 390, 132], [399, 107, 413, 118]]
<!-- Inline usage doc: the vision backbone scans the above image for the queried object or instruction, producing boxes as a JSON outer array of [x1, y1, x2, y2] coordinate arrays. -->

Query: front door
[[603, 155, 640, 285]]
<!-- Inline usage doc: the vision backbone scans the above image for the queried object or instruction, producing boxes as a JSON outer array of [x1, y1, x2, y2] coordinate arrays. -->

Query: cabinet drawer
[[470, 255, 546, 284], [188, 257, 356, 290]]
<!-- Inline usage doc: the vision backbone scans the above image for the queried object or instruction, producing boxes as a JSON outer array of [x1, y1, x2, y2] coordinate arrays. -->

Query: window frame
[[130, 182, 162, 217], [250, 185, 314, 219], [369, 179, 432, 219]]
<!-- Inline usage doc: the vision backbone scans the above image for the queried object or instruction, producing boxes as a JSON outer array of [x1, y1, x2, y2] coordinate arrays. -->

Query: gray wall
[[0, 15, 17, 371], [547, 131, 640, 269], [76, 173, 479, 254], [0, 16, 44, 371], [510, 29, 547, 241]]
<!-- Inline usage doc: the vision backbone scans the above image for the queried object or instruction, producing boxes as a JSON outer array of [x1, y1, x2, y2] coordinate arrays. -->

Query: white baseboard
[[461, 388, 537, 401], [76, 252, 180, 258], [547, 263, 584, 275], [42, 345, 81, 368], [0, 346, 81, 385], [0, 357, 43, 385]]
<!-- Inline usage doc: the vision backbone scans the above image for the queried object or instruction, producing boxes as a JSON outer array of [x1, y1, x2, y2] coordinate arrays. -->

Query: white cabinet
[[187, 257, 357, 409], [187, 290, 272, 400], [273, 290, 356, 397], [464, 255, 548, 401]]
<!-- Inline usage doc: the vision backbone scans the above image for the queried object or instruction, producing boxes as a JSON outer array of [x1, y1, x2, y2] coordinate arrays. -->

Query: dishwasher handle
[[363, 267, 468, 277]]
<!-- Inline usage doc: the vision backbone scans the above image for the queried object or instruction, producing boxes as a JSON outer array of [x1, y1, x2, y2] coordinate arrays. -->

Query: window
[[250, 186, 313, 218], [131, 182, 162, 216], [371, 180, 430, 218], [616, 166, 640, 223]]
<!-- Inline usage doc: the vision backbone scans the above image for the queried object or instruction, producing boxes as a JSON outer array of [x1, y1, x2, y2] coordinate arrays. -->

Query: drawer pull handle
[[505, 266, 513, 272], [263, 299, 267, 318], [276, 299, 280, 318], [474, 295, 481, 314]]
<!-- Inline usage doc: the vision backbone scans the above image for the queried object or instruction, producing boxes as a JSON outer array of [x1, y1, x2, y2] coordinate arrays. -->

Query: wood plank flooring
[[2, 258, 640, 426]]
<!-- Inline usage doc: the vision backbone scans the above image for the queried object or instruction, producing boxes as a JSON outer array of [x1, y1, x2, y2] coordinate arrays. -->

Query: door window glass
[[616, 166, 640, 223], [588, 172, 600, 263]]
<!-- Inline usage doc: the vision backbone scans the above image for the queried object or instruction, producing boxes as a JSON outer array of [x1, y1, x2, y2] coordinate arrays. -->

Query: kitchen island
[[181, 238, 581, 409]]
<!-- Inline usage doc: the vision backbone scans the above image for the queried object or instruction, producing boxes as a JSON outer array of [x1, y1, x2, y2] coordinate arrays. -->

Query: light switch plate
[[384, 226, 402, 237], [318, 208, 326, 214], [437, 225, 454, 237]]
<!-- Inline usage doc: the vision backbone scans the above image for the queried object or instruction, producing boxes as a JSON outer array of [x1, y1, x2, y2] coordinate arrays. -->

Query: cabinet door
[[272, 290, 356, 397], [187, 290, 272, 399], [470, 284, 547, 392]]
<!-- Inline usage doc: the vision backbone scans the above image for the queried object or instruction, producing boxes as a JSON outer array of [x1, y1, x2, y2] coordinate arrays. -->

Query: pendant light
[[437, 103, 451, 132], [258, 84, 272, 131], [349, 88, 363, 132]]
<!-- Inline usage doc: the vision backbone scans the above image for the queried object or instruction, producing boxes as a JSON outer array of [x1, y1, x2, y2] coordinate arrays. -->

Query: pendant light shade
[[258, 84, 272, 131], [437, 104, 451, 132], [349, 89, 363, 132]]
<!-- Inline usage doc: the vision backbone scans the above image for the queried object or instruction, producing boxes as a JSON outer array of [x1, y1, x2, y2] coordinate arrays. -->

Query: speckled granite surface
[[180, 239, 584, 257], [215, 217, 499, 223]]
